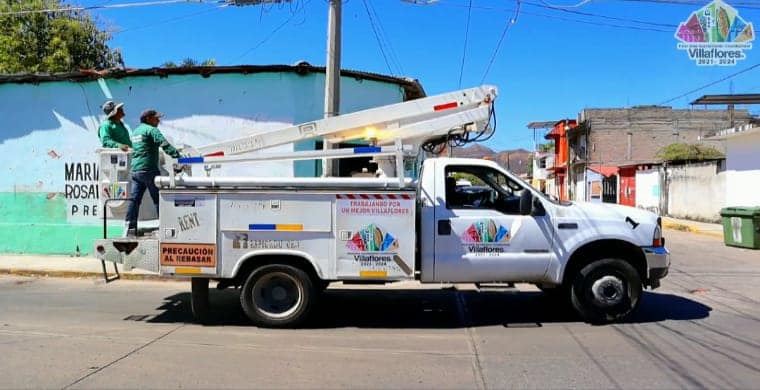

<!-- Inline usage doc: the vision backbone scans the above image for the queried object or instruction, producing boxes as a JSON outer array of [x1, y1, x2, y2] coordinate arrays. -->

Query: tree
[[656, 143, 725, 162], [162, 58, 216, 68], [0, 0, 123, 73]]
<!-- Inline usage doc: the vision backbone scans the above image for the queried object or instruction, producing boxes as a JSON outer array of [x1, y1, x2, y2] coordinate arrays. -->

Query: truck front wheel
[[570, 258, 642, 324], [240, 264, 315, 328]]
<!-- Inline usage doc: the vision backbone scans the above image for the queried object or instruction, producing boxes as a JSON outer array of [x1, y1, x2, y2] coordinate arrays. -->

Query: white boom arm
[[187, 85, 497, 159]]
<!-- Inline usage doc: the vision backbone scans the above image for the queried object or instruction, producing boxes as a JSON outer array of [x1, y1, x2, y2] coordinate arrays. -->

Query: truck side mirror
[[519, 190, 533, 216]]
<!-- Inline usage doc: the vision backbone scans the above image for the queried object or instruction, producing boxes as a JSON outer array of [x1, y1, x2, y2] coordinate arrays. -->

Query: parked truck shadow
[[146, 287, 711, 328]]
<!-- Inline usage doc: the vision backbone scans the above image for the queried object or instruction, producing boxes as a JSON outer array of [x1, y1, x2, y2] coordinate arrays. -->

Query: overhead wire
[[362, 0, 395, 75], [0, 0, 209, 16], [538, 0, 593, 8], [458, 0, 474, 88], [479, 0, 521, 84], [113, 4, 227, 34], [658, 62, 760, 105], [522, 0, 677, 28], [232, 0, 310, 61], [367, 1, 406, 76]]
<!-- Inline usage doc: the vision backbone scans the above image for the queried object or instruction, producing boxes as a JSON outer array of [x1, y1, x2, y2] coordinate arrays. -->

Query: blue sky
[[79, 0, 760, 151]]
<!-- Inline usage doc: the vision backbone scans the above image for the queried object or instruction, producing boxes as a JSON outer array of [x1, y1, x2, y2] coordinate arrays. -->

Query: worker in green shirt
[[98, 101, 132, 151], [125, 109, 182, 235]]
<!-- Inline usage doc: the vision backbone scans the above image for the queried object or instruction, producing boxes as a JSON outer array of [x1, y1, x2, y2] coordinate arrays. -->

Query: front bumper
[[642, 246, 670, 289]]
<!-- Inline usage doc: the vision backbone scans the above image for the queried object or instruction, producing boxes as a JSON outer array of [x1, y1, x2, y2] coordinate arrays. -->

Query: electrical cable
[[420, 104, 497, 155], [113, 4, 227, 34], [538, 0, 593, 8], [480, 0, 521, 84], [458, 0, 473, 88], [522, 0, 677, 28], [233, 0, 310, 61], [367, 1, 405, 76], [0, 0, 209, 16], [362, 0, 395, 75], [658, 62, 760, 105]]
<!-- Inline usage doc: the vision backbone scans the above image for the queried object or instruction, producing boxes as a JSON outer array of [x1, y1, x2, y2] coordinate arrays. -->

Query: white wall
[[725, 132, 760, 207], [635, 169, 661, 213], [667, 162, 726, 222]]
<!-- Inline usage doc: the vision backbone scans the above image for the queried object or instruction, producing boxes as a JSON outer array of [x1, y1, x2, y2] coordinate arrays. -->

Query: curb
[[0, 268, 185, 282], [662, 220, 723, 239]]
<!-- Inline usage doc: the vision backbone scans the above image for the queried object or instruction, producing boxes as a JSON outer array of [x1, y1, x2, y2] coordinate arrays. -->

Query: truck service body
[[93, 85, 669, 327]]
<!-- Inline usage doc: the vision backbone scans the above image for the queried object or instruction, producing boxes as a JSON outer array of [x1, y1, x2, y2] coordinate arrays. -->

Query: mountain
[[450, 145, 532, 175]]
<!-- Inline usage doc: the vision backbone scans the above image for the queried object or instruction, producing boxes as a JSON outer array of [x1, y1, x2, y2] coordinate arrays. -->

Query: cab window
[[444, 165, 524, 215]]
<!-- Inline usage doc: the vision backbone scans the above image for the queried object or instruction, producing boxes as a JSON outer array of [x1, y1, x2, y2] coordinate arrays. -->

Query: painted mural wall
[[0, 72, 405, 255], [725, 132, 760, 207]]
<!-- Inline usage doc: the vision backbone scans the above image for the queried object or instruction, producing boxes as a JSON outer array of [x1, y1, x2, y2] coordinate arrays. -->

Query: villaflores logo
[[675, 0, 754, 66]]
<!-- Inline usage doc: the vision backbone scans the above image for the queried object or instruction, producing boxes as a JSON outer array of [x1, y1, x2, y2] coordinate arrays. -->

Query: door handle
[[438, 220, 451, 235]]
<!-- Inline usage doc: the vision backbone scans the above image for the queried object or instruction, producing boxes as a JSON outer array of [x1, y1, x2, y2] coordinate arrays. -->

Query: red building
[[544, 119, 575, 201]]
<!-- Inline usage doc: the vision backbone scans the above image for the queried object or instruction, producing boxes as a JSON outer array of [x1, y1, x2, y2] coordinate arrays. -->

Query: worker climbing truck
[[94, 85, 669, 327]]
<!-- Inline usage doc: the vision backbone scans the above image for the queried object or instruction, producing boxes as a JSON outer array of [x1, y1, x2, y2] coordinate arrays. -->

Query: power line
[[232, 0, 310, 61], [480, 0, 521, 84], [0, 0, 209, 16], [538, 0, 593, 8], [612, 0, 760, 10], [435, 1, 675, 32], [458, 0, 473, 88], [366, 1, 405, 76], [113, 4, 227, 34], [658, 62, 760, 105], [523, 0, 677, 28], [362, 0, 395, 75], [520, 9, 672, 32]]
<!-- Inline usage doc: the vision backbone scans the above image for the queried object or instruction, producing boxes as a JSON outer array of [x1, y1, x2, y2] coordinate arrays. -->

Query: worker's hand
[[119, 144, 129, 152]]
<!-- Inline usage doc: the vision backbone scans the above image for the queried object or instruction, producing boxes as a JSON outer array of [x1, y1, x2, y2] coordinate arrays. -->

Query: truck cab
[[418, 157, 669, 323]]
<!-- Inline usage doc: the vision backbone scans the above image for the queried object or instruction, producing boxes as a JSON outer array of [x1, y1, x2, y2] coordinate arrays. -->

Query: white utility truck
[[94, 85, 669, 327]]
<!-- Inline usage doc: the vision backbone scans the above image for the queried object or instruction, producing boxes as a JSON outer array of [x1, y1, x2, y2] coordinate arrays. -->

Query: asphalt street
[[1, 229, 759, 389]]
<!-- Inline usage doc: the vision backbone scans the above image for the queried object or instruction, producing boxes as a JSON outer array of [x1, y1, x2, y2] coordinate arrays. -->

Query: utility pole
[[322, 0, 341, 176]]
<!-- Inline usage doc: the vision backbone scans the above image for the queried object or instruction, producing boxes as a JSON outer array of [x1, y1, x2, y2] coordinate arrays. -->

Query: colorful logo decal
[[101, 183, 128, 199], [461, 219, 510, 243], [346, 223, 399, 252], [675, 0, 754, 66]]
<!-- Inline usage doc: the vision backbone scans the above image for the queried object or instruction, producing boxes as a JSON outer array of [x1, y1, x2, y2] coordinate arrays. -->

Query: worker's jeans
[[125, 170, 160, 231]]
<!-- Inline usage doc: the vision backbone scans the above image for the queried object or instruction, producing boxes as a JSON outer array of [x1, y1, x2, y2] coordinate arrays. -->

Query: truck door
[[433, 165, 553, 282]]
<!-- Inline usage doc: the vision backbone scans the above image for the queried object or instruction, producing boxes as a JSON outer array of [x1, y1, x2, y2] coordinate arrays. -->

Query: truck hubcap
[[591, 275, 624, 306], [253, 272, 302, 319]]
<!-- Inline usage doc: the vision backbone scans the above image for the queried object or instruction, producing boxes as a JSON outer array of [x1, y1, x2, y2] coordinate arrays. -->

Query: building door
[[602, 175, 618, 203], [619, 168, 636, 207]]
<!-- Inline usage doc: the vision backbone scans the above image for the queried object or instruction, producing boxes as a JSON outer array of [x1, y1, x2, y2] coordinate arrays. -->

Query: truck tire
[[240, 264, 315, 328], [570, 258, 642, 324], [190, 277, 210, 323]]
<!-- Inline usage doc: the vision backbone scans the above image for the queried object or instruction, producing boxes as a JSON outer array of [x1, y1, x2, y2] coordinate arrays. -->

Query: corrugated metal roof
[[0, 63, 426, 101], [690, 94, 760, 105]]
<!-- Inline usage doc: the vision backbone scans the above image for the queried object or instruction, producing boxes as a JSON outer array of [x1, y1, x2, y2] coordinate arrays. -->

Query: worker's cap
[[101, 100, 124, 119], [139, 109, 163, 123]]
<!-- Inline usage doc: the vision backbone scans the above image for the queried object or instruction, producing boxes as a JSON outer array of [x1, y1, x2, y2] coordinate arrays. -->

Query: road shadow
[[145, 288, 711, 328]]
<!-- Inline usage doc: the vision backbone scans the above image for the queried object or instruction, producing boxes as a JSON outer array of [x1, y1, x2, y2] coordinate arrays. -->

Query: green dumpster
[[720, 207, 760, 249]]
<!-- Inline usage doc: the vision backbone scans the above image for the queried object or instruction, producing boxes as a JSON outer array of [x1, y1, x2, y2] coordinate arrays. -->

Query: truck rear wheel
[[240, 264, 315, 328], [570, 258, 642, 324], [190, 278, 210, 323]]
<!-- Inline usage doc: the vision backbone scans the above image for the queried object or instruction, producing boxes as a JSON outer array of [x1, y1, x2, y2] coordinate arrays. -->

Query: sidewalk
[[0, 254, 166, 281], [662, 216, 724, 239]]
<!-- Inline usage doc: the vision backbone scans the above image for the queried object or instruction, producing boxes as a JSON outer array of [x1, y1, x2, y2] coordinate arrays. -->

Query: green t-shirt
[[130, 123, 181, 172], [98, 119, 132, 148]]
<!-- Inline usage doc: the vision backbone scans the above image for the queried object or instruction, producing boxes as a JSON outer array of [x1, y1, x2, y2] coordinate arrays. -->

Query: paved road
[[1, 230, 759, 389]]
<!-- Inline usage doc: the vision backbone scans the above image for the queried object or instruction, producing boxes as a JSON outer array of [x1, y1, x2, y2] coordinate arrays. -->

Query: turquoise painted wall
[[0, 72, 404, 255]]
